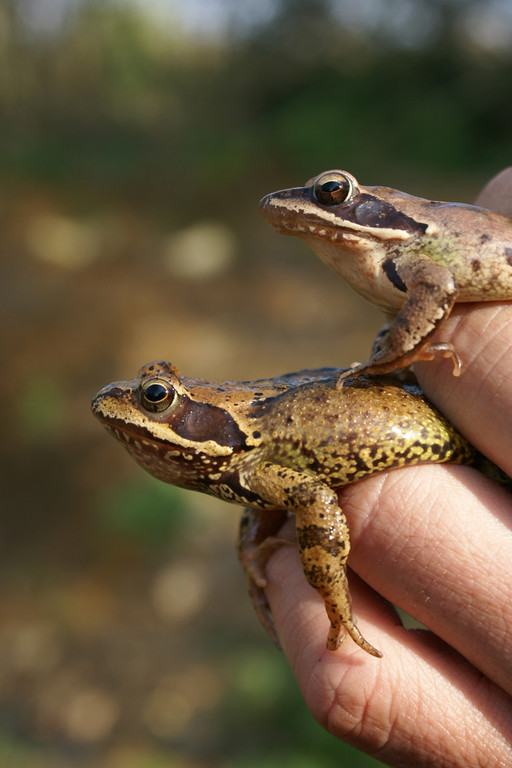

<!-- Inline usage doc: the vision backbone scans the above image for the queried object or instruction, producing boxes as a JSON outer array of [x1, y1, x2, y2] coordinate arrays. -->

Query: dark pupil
[[320, 180, 343, 195], [144, 383, 168, 403]]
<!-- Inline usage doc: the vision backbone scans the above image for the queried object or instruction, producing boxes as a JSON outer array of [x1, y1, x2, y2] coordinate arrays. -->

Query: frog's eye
[[140, 378, 179, 413], [313, 172, 355, 206]]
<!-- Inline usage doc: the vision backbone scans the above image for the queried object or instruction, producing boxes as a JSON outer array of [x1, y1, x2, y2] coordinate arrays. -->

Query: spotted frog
[[260, 170, 512, 384], [92, 361, 505, 657]]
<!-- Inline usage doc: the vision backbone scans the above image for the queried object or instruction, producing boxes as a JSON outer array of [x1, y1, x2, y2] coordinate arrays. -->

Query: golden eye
[[313, 171, 355, 206], [140, 378, 179, 413]]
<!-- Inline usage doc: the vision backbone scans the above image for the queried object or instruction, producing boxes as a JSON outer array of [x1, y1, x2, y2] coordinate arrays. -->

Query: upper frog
[[92, 360, 495, 657], [260, 170, 512, 384]]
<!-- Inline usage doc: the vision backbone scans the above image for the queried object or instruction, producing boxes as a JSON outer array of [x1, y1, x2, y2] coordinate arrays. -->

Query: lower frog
[[92, 361, 505, 657], [260, 170, 512, 385]]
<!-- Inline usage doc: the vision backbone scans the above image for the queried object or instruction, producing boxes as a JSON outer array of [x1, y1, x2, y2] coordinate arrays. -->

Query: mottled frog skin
[[91, 361, 504, 657], [260, 170, 512, 385]]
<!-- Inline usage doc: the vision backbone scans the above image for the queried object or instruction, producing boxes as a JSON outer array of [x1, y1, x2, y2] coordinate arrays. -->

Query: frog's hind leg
[[293, 490, 382, 657], [238, 507, 291, 647], [249, 463, 382, 657], [372, 317, 394, 356]]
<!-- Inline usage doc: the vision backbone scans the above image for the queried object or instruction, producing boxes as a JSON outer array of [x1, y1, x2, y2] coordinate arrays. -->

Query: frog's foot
[[415, 342, 462, 374], [310, 572, 383, 658], [240, 534, 294, 588], [335, 360, 366, 386], [238, 508, 291, 648], [336, 342, 462, 387], [241, 535, 296, 649], [336, 356, 410, 386], [327, 618, 382, 659]]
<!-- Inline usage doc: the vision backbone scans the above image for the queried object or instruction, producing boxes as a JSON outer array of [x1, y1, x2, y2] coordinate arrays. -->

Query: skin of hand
[[263, 167, 512, 768]]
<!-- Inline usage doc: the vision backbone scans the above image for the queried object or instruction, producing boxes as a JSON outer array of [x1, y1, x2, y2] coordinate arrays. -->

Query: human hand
[[263, 168, 512, 767]]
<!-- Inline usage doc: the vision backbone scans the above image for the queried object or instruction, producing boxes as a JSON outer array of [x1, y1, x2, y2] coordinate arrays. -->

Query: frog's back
[[262, 376, 475, 487], [407, 200, 512, 300]]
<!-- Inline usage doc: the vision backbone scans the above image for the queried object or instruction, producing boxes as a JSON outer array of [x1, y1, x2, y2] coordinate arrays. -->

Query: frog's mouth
[[92, 408, 214, 488], [259, 187, 343, 237]]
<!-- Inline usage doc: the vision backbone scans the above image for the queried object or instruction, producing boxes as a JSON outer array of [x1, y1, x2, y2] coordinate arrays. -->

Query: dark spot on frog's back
[[173, 397, 248, 449], [471, 259, 481, 272], [505, 247, 512, 267], [353, 194, 428, 234]]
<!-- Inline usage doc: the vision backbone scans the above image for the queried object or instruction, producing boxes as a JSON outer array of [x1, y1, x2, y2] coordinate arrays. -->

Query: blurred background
[[1, 0, 511, 765]]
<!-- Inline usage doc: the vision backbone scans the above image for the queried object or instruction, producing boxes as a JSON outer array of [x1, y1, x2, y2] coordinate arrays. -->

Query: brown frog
[[92, 361, 504, 657], [260, 170, 512, 385]]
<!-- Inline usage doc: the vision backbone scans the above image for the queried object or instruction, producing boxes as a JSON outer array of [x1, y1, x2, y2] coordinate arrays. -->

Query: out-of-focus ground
[[1, 1, 512, 766], [2, 175, 382, 768]]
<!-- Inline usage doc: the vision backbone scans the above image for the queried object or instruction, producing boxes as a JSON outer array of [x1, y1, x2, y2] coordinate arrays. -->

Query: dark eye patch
[[353, 194, 428, 234]]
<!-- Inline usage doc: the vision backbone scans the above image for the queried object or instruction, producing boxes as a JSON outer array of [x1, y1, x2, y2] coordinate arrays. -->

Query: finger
[[341, 464, 512, 695], [266, 543, 512, 768], [264, 462, 512, 692], [415, 302, 512, 476], [474, 166, 512, 217]]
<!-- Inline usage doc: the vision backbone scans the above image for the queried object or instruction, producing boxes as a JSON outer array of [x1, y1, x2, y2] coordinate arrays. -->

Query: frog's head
[[260, 170, 429, 272], [91, 361, 248, 489]]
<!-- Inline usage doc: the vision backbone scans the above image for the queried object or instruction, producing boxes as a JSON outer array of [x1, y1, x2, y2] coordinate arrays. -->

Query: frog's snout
[[91, 381, 135, 422]]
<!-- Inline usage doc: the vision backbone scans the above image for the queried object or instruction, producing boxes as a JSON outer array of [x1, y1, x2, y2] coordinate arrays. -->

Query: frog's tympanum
[[92, 361, 503, 657], [260, 170, 512, 385]]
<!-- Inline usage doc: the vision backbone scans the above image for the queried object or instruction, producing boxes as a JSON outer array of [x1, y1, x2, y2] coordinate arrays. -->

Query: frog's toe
[[239, 533, 294, 649], [417, 342, 462, 375], [336, 363, 366, 387], [327, 620, 383, 658], [245, 575, 282, 650]]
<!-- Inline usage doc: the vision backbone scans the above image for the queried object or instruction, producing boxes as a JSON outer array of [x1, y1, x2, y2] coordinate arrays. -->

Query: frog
[[91, 360, 506, 657], [260, 170, 512, 385]]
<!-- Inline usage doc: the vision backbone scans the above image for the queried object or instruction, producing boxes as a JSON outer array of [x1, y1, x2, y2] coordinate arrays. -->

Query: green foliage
[[98, 478, 192, 548], [0, 0, 510, 200], [0, 736, 52, 768], [17, 374, 65, 442]]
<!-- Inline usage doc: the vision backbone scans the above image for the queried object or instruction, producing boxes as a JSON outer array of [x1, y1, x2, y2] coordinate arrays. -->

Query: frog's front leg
[[337, 256, 461, 386], [248, 462, 382, 657]]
